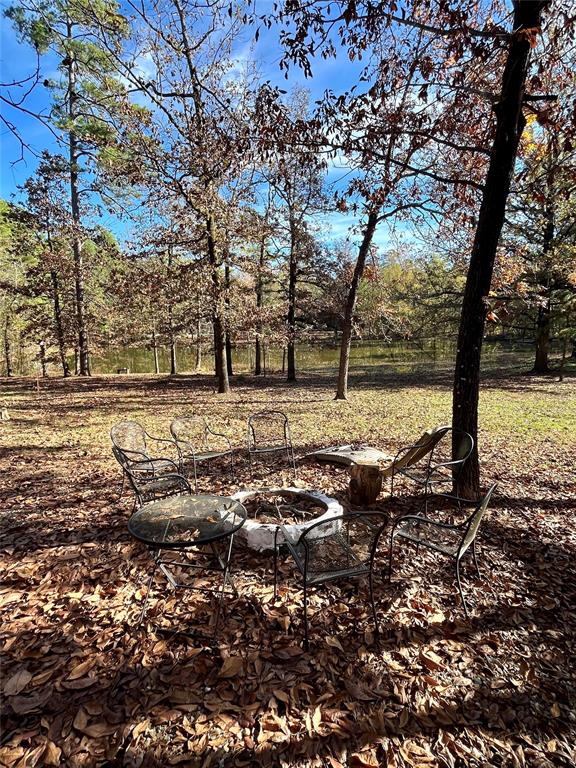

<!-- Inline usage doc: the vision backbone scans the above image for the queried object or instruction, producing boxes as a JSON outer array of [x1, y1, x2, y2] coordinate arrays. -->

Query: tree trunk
[[195, 304, 202, 371], [67, 20, 90, 376], [51, 270, 70, 377], [152, 325, 160, 374], [207, 214, 229, 393], [287, 222, 297, 382], [533, 302, 551, 373], [255, 236, 265, 375], [558, 336, 568, 381], [4, 318, 12, 377], [169, 325, 177, 375], [39, 341, 48, 377], [532, 199, 554, 373], [452, 0, 548, 498], [335, 210, 379, 400], [167, 245, 177, 375], [224, 262, 233, 377], [255, 336, 262, 376]]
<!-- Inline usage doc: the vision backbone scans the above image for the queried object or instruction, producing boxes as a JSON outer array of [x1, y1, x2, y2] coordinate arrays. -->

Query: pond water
[[87, 338, 540, 375]]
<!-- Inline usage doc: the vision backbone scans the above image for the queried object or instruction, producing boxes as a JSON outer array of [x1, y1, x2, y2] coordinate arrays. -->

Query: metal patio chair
[[111, 420, 186, 510], [247, 410, 297, 480], [390, 427, 474, 512], [274, 511, 388, 649], [170, 416, 234, 492], [388, 483, 497, 617]]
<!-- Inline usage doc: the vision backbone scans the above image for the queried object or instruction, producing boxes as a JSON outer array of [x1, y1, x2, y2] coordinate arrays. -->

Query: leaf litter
[[0, 370, 575, 767]]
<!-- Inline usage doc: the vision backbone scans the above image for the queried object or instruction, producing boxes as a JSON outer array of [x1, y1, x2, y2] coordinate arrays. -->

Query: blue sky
[[0, 2, 405, 253]]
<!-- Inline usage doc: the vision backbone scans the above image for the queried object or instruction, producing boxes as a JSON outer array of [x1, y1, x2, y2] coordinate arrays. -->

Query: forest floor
[[1, 359, 575, 767]]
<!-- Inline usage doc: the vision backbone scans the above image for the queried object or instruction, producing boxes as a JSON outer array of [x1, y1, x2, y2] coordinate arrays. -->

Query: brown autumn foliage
[[1, 364, 575, 767]]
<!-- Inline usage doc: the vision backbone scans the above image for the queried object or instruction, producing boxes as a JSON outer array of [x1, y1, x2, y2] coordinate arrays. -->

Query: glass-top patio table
[[128, 494, 247, 635]]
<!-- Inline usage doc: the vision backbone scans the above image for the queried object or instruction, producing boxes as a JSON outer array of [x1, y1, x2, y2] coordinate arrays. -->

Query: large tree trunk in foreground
[[335, 210, 379, 400], [452, 0, 548, 497]]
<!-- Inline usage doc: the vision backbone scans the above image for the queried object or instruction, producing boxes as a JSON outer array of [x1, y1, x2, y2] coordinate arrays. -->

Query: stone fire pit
[[230, 487, 343, 552]]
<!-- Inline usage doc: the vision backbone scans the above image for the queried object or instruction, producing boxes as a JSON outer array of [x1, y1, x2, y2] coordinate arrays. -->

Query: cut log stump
[[349, 461, 382, 505]]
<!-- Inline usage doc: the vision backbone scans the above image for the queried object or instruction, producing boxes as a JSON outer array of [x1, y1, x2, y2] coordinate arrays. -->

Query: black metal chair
[[388, 483, 497, 617], [274, 511, 388, 649], [391, 427, 474, 512], [247, 410, 297, 480], [170, 416, 234, 492], [111, 421, 188, 510]]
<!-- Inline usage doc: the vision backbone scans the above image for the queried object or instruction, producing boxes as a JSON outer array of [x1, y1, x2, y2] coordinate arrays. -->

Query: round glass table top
[[128, 494, 247, 548]]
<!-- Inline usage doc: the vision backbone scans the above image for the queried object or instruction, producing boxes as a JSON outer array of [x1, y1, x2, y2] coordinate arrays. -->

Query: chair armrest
[[206, 427, 233, 450], [137, 472, 192, 494], [173, 438, 196, 459], [392, 514, 465, 533], [163, 473, 192, 492], [120, 448, 149, 464], [430, 458, 465, 472], [130, 456, 180, 476]]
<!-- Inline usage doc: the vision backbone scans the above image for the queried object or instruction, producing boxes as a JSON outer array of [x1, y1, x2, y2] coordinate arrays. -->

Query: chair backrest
[[111, 421, 148, 462], [429, 428, 474, 472], [395, 424, 450, 471], [459, 484, 497, 556], [170, 416, 207, 453], [247, 410, 291, 450], [299, 511, 388, 580]]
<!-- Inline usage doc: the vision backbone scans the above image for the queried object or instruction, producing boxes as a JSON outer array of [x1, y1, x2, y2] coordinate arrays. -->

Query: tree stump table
[[349, 460, 383, 505]]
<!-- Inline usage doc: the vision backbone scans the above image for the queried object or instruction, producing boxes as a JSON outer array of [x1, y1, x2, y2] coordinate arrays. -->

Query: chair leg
[[273, 529, 280, 599], [455, 558, 469, 619], [212, 534, 235, 635], [303, 580, 309, 651], [193, 460, 199, 494], [368, 570, 379, 638], [387, 533, 395, 582], [288, 445, 297, 480], [118, 472, 126, 502]]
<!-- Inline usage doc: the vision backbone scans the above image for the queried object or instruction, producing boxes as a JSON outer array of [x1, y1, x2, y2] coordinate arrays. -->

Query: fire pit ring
[[230, 487, 344, 552]]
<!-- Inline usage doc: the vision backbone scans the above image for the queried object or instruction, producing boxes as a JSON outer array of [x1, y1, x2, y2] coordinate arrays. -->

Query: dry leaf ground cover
[[1, 358, 575, 768]]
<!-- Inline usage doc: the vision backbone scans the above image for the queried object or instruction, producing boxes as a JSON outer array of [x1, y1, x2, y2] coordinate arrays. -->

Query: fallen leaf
[[219, 656, 244, 678], [4, 668, 32, 696]]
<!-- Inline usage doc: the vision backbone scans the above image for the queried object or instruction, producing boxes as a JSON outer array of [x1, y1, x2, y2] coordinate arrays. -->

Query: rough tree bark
[[452, 0, 549, 497], [335, 210, 379, 400]]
